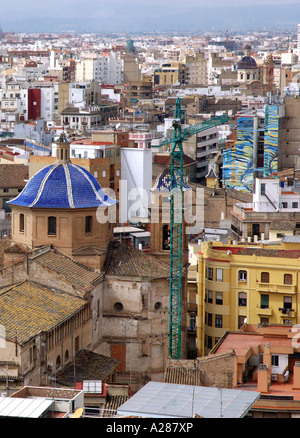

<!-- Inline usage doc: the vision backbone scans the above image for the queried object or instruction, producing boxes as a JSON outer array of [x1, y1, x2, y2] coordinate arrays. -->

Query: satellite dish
[[72, 408, 83, 418]]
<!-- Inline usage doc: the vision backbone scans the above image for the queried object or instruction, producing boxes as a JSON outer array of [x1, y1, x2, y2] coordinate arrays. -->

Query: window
[[75, 336, 80, 353], [154, 302, 162, 311], [208, 267, 213, 281], [19, 213, 24, 232], [216, 292, 223, 305], [85, 215, 93, 234], [260, 317, 269, 325], [162, 224, 170, 250], [261, 272, 269, 283], [261, 294, 269, 309], [271, 355, 279, 367], [215, 315, 223, 328], [56, 355, 61, 369], [207, 313, 212, 327], [284, 274, 292, 285], [239, 270, 247, 281], [207, 336, 212, 349], [216, 268, 223, 282], [260, 183, 266, 195], [284, 296, 292, 310], [30, 345, 37, 363], [239, 292, 247, 307], [282, 202, 288, 208], [48, 216, 56, 235], [207, 290, 213, 303], [238, 316, 246, 329], [292, 202, 299, 208]]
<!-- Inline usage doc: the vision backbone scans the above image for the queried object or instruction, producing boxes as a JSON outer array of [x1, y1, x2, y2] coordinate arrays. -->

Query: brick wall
[[110, 344, 126, 372]]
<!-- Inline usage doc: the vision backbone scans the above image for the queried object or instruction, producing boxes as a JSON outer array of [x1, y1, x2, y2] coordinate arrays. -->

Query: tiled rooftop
[[55, 349, 120, 387], [32, 247, 103, 293], [102, 241, 170, 278], [0, 281, 86, 344], [0, 164, 28, 188]]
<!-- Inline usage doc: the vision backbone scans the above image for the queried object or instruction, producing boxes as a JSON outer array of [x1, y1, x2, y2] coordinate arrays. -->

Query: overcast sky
[[1, 1, 300, 32], [1, 0, 300, 18]]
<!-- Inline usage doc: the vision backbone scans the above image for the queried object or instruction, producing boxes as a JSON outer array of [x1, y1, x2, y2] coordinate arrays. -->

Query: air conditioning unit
[[271, 374, 278, 381]]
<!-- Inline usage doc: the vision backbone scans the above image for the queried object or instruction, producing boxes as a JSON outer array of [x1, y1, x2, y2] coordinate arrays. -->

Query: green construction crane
[[154, 98, 229, 359]]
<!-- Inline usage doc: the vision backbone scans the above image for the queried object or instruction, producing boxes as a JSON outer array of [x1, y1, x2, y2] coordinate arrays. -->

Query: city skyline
[[1, 1, 300, 33]]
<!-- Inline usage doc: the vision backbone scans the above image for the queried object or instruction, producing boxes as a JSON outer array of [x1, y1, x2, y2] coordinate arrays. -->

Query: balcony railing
[[258, 283, 296, 294]]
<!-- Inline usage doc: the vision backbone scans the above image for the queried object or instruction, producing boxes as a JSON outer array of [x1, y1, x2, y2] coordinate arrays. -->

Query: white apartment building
[[76, 52, 123, 85], [52, 138, 118, 160], [253, 178, 300, 213], [39, 83, 58, 121], [195, 125, 220, 181]]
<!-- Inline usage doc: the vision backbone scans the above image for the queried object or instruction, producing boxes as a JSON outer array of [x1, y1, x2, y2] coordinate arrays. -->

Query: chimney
[[257, 364, 269, 393]]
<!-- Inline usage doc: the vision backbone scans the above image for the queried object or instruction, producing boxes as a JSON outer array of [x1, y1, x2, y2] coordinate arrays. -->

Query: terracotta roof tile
[[0, 281, 86, 345], [55, 349, 120, 387], [32, 247, 103, 292], [102, 241, 169, 279], [0, 164, 28, 188]]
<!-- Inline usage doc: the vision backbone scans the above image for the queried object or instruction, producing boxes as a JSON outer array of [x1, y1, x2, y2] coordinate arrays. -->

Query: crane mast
[[169, 98, 184, 359], [154, 98, 229, 359]]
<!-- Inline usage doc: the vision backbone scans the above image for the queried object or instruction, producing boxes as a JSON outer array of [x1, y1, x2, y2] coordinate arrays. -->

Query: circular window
[[113, 302, 123, 312], [154, 302, 162, 311]]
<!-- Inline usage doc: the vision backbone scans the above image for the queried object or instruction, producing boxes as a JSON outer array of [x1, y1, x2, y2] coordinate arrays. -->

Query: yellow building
[[153, 62, 185, 86], [197, 239, 300, 357]]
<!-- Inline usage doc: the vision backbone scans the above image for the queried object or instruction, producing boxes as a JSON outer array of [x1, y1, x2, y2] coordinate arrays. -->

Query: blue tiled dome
[[151, 168, 190, 192], [8, 163, 117, 209]]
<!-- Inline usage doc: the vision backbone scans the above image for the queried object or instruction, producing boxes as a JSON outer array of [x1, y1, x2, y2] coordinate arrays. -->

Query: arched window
[[64, 350, 69, 362], [19, 213, 24, 232], [284, 274, 292, 285], [261, 272, 269, 283], [238, 270, 247, 281], [56, 355, 61, 369], [85, 215, 93, 234], [48, 216, 56, 235]]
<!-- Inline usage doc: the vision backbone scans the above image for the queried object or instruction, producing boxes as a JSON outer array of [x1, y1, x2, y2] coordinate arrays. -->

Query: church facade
[[1, 135, 178, 392]]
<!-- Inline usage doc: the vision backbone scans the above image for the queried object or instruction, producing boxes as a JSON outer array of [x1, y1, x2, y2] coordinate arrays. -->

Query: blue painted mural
[[222, 105, 280, 193], [263, 105, 279, 177]]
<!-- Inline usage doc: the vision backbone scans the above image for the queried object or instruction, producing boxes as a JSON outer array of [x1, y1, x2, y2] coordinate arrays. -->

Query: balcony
[[258, 283, 296, 294], [256, 305, 273, 316], [278, 308, 295, 318]]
